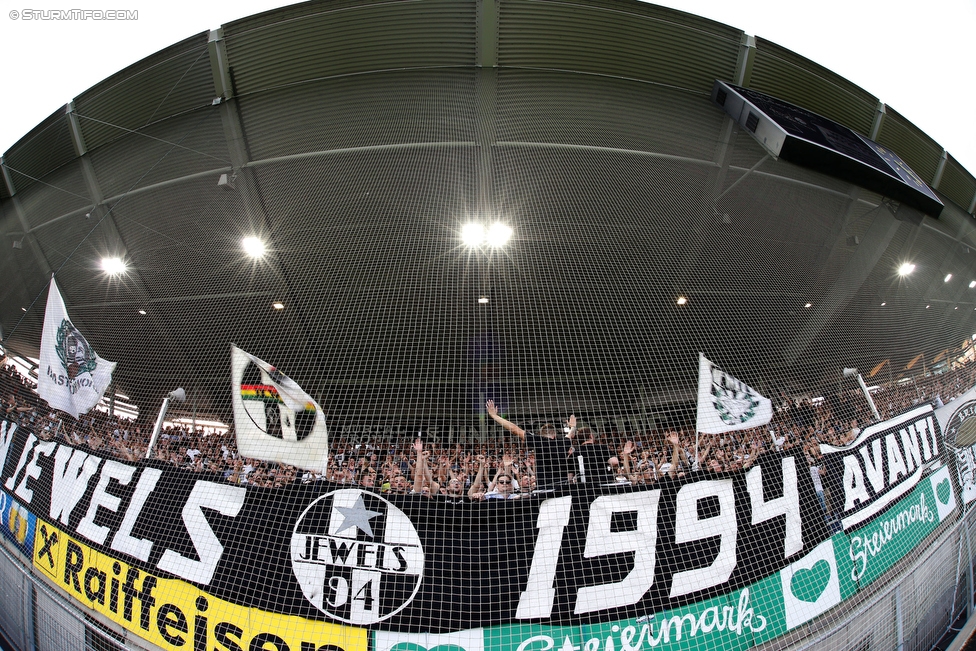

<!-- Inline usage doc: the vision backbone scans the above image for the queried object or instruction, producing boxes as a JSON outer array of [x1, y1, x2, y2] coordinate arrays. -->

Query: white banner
[[37, 278, 115, 418], [231, 345, 329, 472], [819, 404, 941, 530], [936, 385, 976, 504], [696, 353, 772, 434]]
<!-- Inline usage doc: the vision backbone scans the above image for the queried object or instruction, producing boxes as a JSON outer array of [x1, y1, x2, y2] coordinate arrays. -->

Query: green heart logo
[[937, 479, 951, 505], [790, 559, 831, 603], [391, 644, 467, 651]]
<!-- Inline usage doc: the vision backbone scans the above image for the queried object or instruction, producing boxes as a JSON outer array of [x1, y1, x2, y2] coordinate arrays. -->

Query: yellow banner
[[32, 518, 367, 651]]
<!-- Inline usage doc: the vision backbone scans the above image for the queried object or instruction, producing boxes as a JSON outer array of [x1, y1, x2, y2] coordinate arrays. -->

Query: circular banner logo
[[291, 489, 424, 624], [943, 400, 976, 448]]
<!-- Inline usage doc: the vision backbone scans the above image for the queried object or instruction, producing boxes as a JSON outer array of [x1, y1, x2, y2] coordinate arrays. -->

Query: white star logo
[[334, 494, 383, 538]]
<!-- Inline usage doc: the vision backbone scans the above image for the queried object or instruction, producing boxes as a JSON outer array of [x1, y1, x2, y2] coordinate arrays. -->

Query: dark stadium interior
[[2, 0, 975, 434]]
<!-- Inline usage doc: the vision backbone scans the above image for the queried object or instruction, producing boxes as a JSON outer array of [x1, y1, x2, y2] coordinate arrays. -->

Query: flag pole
[[856, 373, 881, 421], [145, 388, 185, 459], [145, 396, 171, 459]]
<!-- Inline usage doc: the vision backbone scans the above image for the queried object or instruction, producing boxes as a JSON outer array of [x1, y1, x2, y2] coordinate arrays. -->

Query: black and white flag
[[37, 278, 115, 418], [231, 345, 330, 472], [696, 353, 772, 434]]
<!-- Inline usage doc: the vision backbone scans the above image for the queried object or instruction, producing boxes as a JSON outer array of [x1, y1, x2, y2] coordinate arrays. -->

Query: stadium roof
[[3, 0, 976, 424]]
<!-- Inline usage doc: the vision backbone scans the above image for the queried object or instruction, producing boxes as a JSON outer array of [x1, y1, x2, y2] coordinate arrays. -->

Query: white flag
[[696, 353, 772, 434], [37, 278, 116, 419], [231, 345, 329, 472]]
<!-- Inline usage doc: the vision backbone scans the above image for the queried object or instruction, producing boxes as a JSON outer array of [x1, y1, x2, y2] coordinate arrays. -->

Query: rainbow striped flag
[[240, 384, 316, 411], [231, 345, 329, 472]]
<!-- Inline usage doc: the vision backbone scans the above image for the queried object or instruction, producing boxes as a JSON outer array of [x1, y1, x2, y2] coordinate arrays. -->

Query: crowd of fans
[[3, 357, 976, 503]]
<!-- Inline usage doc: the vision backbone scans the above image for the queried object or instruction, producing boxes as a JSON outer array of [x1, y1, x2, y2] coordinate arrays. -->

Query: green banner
[[484, 586, 770, 651], [473, 465, 958, 651], [836, 464, 956, 590]]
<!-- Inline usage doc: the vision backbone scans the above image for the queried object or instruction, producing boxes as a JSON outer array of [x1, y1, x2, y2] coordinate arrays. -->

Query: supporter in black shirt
[[486, 399, 573, 491], [574, 426, 617, 488]]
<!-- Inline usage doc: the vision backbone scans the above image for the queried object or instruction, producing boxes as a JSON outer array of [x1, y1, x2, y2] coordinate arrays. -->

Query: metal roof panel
[[498, 0, 741, 91], [496, 69, 724, 160], [87, 108, 230, 198], [938, 154, 976, 214], [237, 69, 477, 161], [223, 0, 476, 97], [749, 37, 877, 137], [2, 107, 75, 195], [73, 33, 213, 152], [16, 163, 91, 231], [875, 104, 943, 186]]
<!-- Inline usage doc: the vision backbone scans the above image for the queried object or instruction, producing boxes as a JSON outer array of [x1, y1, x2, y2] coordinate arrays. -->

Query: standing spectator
[[486, 400, 573, 491], [804, 443, 828, 517], [484, 473, 519, 499], [440, 477, 467, 503], [411, 438, 439, 497], [574, 426, 617, 488]]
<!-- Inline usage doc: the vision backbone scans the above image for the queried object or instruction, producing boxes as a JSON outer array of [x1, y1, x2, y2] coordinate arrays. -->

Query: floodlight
[[242, 237, 265, 257], [478, 296, 489, 304], [486, 223, 512, 247], [461, 223, 485, 247], [272, 302, 284, 310], [897, 262, 915, 276], [970, 281, 976, 289], [101, 257, 126, 274], [676, 296, 688, 305], [804, 303, 812, 308], [945, 274, 953, 282]]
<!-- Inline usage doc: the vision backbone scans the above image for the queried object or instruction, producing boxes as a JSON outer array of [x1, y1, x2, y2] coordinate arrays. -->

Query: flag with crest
[[37, 278, 116, 418], [696, 352, 772, 434]]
